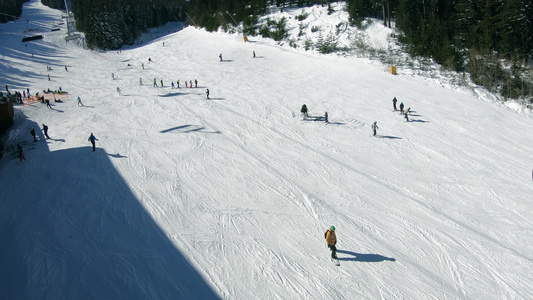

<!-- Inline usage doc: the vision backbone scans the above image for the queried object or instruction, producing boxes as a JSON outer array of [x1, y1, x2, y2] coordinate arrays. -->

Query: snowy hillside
[[1, 1, 533, 299]]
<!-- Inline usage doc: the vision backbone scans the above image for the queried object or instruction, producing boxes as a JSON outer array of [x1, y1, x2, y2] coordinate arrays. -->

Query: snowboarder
[[88, 133, 98, 152], [45, 99, 51, 109], [399, 102, 404, 114], [324, 111, 329, 123], [117, 87, 122, 95], [30, 128, 37, 141], [393, 97, 398, 111], [42, 124, 50, 139], [372, 121, 379, 136], [219, 53, 223, 61], [325, 226, 337, 260], [195, 79, 198, 88], [206, 89, 210, 99], [300, 104, 308, 119], [17, 144, 25, 161], [77, 96, 83, 106]]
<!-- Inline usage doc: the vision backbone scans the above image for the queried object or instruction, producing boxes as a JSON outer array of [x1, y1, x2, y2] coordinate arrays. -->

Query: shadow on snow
[[337, 250, 396, 263], [160, 124, 221, 134], [0, 118, 221, 299]]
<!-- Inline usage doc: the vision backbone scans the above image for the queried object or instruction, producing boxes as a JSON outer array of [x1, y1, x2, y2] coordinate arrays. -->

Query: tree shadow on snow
[[160, 124, 221, 134], [159, 92, 185, 98], [337, 250, 396, 263]]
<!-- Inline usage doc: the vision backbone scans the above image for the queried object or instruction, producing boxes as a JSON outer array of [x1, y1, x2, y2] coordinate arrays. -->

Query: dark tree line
[[0, 0, 30, 23]]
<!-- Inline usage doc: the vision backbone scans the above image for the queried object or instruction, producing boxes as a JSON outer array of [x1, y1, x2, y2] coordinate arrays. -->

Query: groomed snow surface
[[1, 1, 533, 299]]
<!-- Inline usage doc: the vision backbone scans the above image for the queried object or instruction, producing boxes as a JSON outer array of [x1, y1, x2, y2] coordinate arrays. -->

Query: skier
[[17, 144, 25, 161], [153, 78, 157, 87], [324, 111, 329, 123], [161, 80, 164, 87], [77, 96, 83, 106], [112, 73, 115, 80], [219, 53, 223, 61], [189, 80, 192, 88], [88, 133, 98, 152], [404, 109, 410, 122], [399, 102, 404, 114], [30, 128, 37, 142], [393, 97, 398, 111], [206, 89, 210, 99], [117, 87, 122, 95], [42, 124, 50, 139], [45, 99, 52, 109], [5, 84, 8, 93], [148, 58, 152, 63], [48, 74, 50, 81], [139, 78, 143, 85], [176, 80, 180, 88], [171, 81, 175, 89], [325, 226, 338, 260], [300, 104, 308, 119], [141, 63, 144, 70], [195, 79, 198, 88], [253, 50, 256, 58], [185, 81, 188, 88], [371, 121, 379, 136], [65, 66, 68, 71]]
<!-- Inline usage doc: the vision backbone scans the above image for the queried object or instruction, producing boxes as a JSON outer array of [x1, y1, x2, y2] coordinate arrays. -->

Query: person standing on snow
[[399, 102, 404, 114], [42, 124, 50, 139], [324, 111, 329, 123], [139, 78, 143, 85], [153, 78, 157, 87], [77, 96, 83, 106], [195, 79, 198, 88], [393, 97, 398, 111], [17, 144, 25, 161], [372, 121, 379, 136], [30, 128, 37, 142], [300, 104, 308, 119], [176, 80, 180, 88], [88, 133, 98, 152], [206, 89, 210, 99], [171, 81, 175, 89], [219, 53, 223, 61], [325, 226, 338, 259], [161, 79, 164, 87]]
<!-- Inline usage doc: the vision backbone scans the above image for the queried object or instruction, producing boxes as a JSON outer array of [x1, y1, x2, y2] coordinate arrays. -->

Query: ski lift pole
[[226, 11, 246, 41], [183, 11, 197, 27]]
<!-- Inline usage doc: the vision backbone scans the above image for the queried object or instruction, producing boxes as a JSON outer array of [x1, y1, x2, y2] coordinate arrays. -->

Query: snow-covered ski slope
[[1, 1, 533, 299]]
